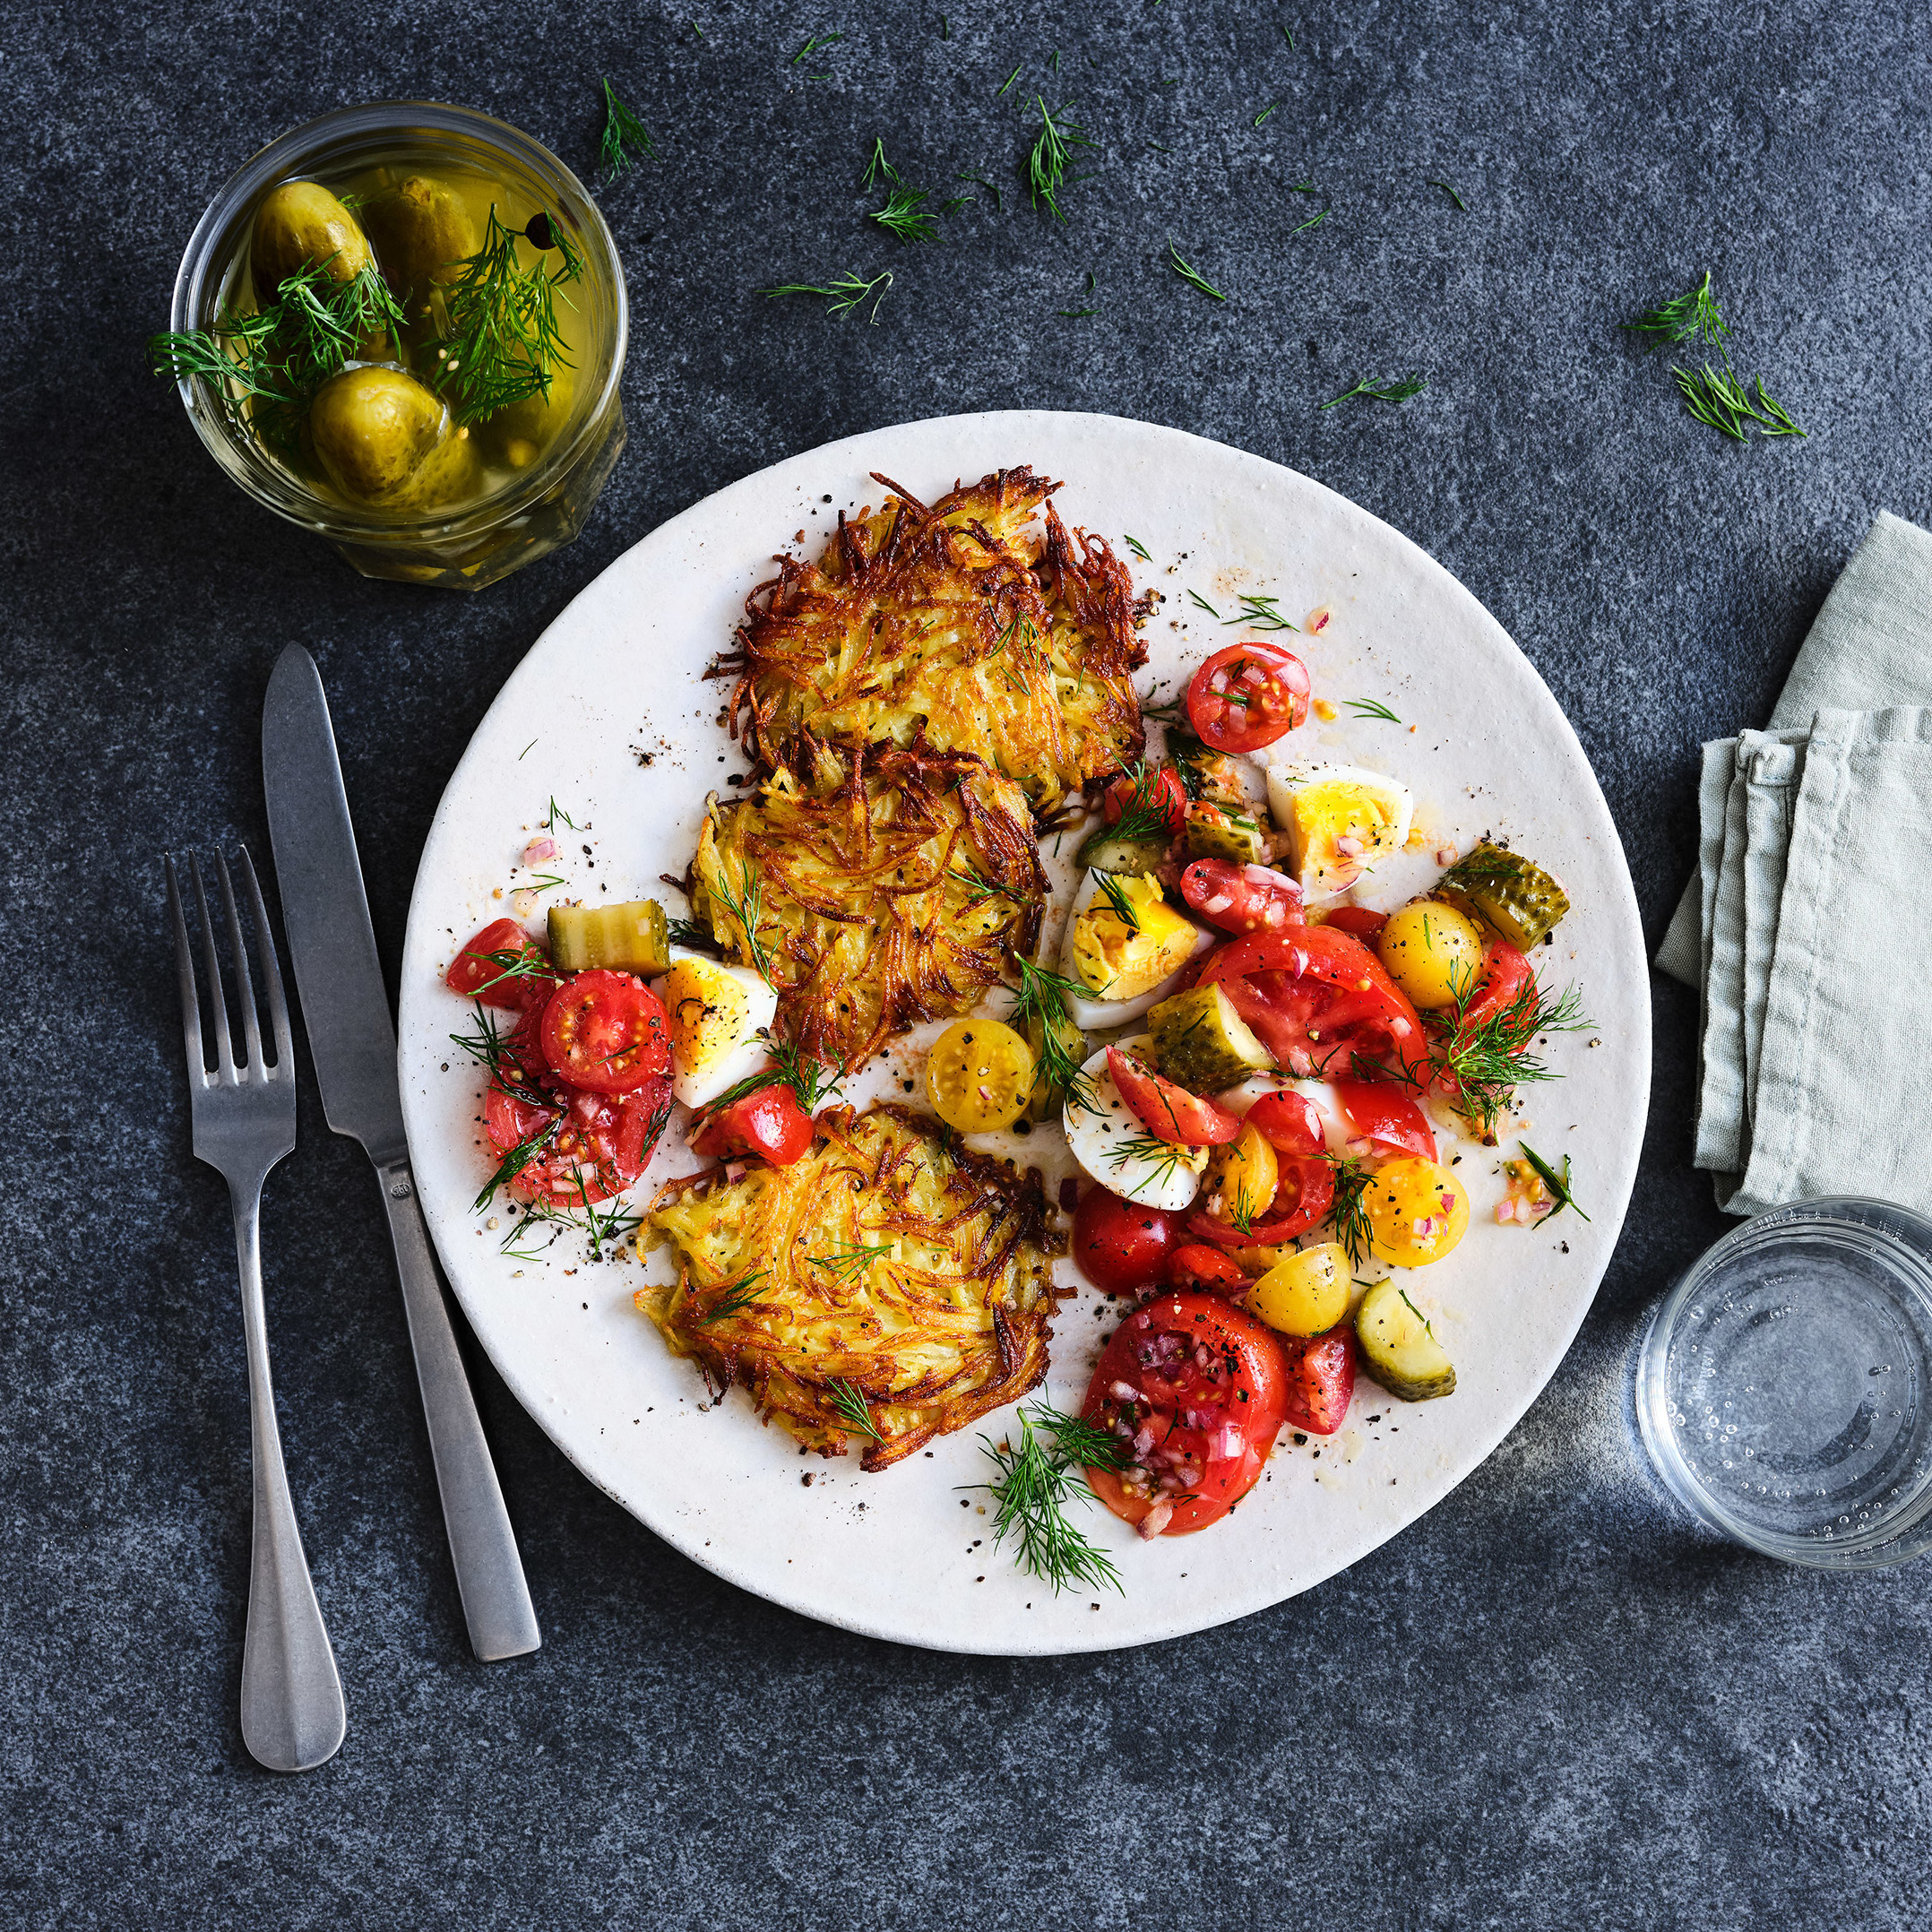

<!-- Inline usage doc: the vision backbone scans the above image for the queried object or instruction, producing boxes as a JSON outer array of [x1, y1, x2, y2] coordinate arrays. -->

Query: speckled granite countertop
[[7, 2, 1930, 1925]]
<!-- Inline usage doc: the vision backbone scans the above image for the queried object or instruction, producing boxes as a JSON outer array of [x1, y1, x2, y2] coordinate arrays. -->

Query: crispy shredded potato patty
[[640, 1105, 1065, 1468], [718, 467, 1145, 812], [693, 737, 1045, 1070]]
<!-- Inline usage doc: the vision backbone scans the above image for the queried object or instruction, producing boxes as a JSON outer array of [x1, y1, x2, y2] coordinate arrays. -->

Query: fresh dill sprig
[[430, 207, 582, 427], [1123, 534, 1151, 561], [1345, 697, 1402, 722], [859, 136, 898, 189], [473, 1117, 560, 1214], [1099, 761, 1180, 850], [1008, 955, 1096, 1117], [1106, 1132, 1193, 1191], [465, 946, 559, 1000], [448, 1004, 550, 1112], [1325, 1153, 1374, 1268], [1427, 970, 1590, 1139], [691, 1032, 842, 1126], [504, 1177, 648, 1264], [808, 1242, 894, 1289], [665, 915, 717, 951], [997, 64, 1020, 97], [543, 797, 580, 831], [1027, 98, 1095, 221], [1427, 177, 1467, 210], [1624, 269, 1729, 350], [1186, 588, 1222, 617], [1168, 240, 1226, 300], [1254, 103, 1278, 126], [599, 79, 657, 177], [762, 269, 894, 324], [1321, 374, 1427, 410], [694, 1268, 771, 1324], [1225, 593, 1298, 632], [1673, 364, 1806, 442], [958, 169, 1005, 212], [1025, 1402, 1130, 1473], [944, 195, 977, 214], [792, 30, 843, 65], [1290, 208, 1329, 236], [1091, 869, 1143, 933], [869, 184, 939, 244], [969, 1408, 1124, 1595], [1517, 1143, 1591, 1223], [951, 865, 1022, 904], [826, 1377, 884, 1440], [707, 856, 777, 984]]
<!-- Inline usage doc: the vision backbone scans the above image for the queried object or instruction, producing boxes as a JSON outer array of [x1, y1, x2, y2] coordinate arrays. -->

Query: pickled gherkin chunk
[[1439, 842, 1570, 950], [1146, 982, 1272, 1093], [548, 900, 670, 973], [1355, 1280, 1457, 1402], [1074, 824, 1172, 876], [1182, 801, 1268, 866]]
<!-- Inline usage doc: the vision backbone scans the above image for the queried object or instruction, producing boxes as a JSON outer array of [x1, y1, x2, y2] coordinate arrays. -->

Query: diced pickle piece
[[1183, 801, 1269, 866], [1075, 824, 1172, 876], [1147, 982, 1273, 1093], [1440, 843, 1570, 950], [548, 900, 670, 974], [1355, 1280, 1457, 1402]]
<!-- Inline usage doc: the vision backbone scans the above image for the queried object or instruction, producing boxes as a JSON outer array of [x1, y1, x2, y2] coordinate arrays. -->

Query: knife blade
[[263, 643, 540, 1662]]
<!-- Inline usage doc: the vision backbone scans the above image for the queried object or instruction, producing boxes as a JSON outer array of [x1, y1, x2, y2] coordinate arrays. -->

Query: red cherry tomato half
[[1102, 765, 1189, 836], [445, 919, 554, 1012], [1457, 938, 1534, 1035], [1281, 1327, 1357, 1436], [1321, 904, 1389, 940], [1180, 858, 1306, 936], [1082, 1290, 1289, 1536], [1185, 643, 1313, 754], [690, 1081, 815, 1166], [1243, 1089, 1326, 1157], [1333, 1077, 1437, 1160], [1186, 1089, 1334, 1248], [539, 970, 672, 1094], [1072, 1189, 1177, 1295], [1166, 1242, 1250, 1294], [1106, 1046, 1241, 1147]]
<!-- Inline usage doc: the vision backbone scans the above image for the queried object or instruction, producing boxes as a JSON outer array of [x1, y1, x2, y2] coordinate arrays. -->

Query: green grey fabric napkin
[[1658, 512, 1932, 1215]]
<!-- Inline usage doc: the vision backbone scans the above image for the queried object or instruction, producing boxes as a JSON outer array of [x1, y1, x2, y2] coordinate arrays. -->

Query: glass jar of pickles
[[157, 102, 626, 590]]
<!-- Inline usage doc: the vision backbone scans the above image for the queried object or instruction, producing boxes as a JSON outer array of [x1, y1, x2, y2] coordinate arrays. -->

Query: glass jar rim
[[166, 99, 627, 543]]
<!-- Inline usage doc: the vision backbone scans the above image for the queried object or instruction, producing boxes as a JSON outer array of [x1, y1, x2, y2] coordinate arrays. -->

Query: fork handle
[[231, 1180, 347, 1772], [376, 1162, 541, 1661]]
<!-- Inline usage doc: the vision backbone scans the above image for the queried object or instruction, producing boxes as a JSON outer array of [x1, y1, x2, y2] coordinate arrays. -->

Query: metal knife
[[263, 643, 540, 1662]]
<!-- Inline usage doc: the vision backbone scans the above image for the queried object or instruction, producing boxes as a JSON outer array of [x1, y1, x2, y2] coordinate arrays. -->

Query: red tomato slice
[[1321, 904, 1388, 940], [445, 919, 555, 1012], [1165, 1243, 1249, 1294], [1179, 858, 1306, 936], [1082, 1290, 1289, 1536], [484, 1056, 670, 1208], [1282, 1328, 1356, 1436], [1186, 1089, 1333, 1247], [1243, 1089, 1325, 1156], [1333, 1077, 1436, 1160], [1186, 643, 1312, 753], [1106, 1046, 1241, 1146], [690, 1081, 815, 1166], [1201, 927, 1427, 1082], [1073, 1190, 1177, 1295], [1457, 938, 1534, 1035], [539, 970, 672, 1094], [1102, 765, 1189, 835]]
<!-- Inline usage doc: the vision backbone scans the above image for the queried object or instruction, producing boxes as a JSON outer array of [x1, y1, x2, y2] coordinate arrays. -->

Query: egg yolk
[[1289, 781, 1402, 898], [1069, 875, 1197, 998], [660, 959, 752, 1074]]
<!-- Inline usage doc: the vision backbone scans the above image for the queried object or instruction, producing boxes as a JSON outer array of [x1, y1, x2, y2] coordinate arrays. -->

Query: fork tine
[[214, 851, 265, 1074], [233, 846, 294, 1074], [188, 852, 236, 1077], [165, 855, 207, 1080]]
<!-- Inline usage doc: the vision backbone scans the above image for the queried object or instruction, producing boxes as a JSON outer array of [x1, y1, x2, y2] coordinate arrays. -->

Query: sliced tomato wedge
[[1321, 904, 1388, 940], [1082, 1290, 1289, 1536], [445, 919, 555, 1011], [1186, 643, 1312, 753], [483, 1055, 669, 1209], [1186, 1089, 1334, 1248], [1165, 1242, 1249, 1294], [1179, 858, 1305, 936], [1201, 926, 1427, 1082], [1457, 938, 1534, 1034], [1102, 764, 1189, 835], [690, 1080, 815, 1166], [1281, 1328, 1356, 1436], [1106, 1046, 1241, 1146], [1333, 1077, 1437, 1160], [539, 970, 672, 1094]]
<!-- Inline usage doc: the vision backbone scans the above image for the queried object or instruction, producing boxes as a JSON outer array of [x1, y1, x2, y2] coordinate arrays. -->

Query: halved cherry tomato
[[483, 1053, 670, 1208], [1456, 938, 1534, 1035], [690, 1081, 815, 1166], [539, 970, 672, 1095], [1201, 926, 1427, 1082], [1106, 1046, 1241, 1147], [1186, 643, 1312, 753], [1102, 764, 1189, 835], [1322, 904, 1389, 940], [1082, 1290, 1289, 1535], [1073, 1189, 1177, 1294], [1187, 1089, 1334, 1248], [1333, 1077, 1437, 1160], [1166, 1243, 1249, 1293], [1281, 1327, 1356, 1436], [446, 919, 555, 1011], [1179, 858, 1306, 936]]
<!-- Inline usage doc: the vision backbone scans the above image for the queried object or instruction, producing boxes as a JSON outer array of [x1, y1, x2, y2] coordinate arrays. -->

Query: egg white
[[1055, 870, 1219, 1031], [664, 953, 780, 1109], [1062, 1038, 1209, 1212]]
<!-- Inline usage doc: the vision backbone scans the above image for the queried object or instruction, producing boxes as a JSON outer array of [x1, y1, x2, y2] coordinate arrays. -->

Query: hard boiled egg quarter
[[1062, 1039, 1210, 1212], [1265, 763, 1414, 902], [1057, 869, 1217, 1031], [658, 953, 779, 1108]]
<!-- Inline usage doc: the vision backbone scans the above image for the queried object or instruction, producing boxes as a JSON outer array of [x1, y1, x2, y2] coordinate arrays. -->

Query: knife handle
[[375, 1160, 542, 1661]]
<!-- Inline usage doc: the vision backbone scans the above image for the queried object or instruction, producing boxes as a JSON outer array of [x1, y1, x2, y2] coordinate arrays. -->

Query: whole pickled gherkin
[[1146, 982, 1272, 1093], [1439, 842, 1569, 950], [548, 899, 670, 973]]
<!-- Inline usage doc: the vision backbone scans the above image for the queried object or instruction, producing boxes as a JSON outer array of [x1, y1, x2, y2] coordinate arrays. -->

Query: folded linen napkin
[[1657, 512, 1932, 1215]]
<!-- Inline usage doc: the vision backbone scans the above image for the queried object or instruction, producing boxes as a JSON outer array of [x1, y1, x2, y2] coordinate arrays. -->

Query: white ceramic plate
[[397, 410, 1648, 1655]]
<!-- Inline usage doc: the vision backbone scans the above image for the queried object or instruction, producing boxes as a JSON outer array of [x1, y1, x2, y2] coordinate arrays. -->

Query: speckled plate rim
[[397, 408, 1650, 1655]]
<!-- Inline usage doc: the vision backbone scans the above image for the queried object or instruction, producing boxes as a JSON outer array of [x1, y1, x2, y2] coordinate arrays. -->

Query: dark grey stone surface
[[6, 1, 1928, 1924]]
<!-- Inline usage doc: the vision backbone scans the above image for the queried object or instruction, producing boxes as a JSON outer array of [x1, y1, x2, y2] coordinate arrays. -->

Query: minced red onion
[[1139, 1501, 1176, 1539], [1110, 1380, 1140, 1403]]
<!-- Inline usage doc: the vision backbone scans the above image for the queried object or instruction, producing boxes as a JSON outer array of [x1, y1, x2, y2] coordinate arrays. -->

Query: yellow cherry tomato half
[[1247, 1241, 1352, 1336], [1377, 901, 1487, 1011], [1364, 1155, 1471, 1266], [925, 1019, 1036, 1134], [1199, 1122, 1281, 1230]]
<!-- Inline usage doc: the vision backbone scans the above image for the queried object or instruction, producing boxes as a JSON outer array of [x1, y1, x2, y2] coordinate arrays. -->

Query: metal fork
[[167, 849, 346, 1773]]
